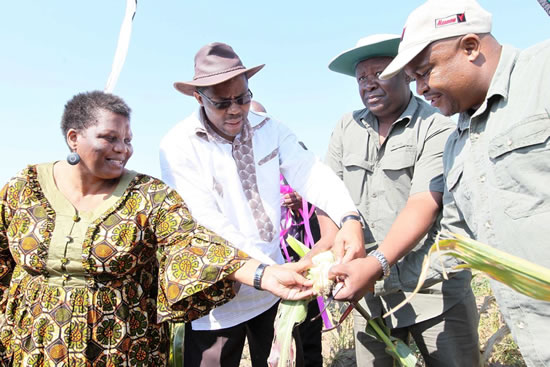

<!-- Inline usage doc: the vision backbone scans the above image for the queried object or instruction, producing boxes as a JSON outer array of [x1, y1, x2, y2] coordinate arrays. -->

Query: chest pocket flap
[[343, 154, 374, 171], [342, 154, 372, 205], [488, 111, 550, 160], [381, 146, 416, 170]]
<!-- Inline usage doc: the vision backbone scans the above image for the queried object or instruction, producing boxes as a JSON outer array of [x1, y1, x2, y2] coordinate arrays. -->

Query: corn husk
[[384, 232, 550, 318], [267, 300, 308, 367], [269, 236, 334, 367]]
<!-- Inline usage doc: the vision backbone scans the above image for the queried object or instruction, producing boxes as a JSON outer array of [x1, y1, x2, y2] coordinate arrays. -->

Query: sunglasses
[[197, 89, 253, 110]]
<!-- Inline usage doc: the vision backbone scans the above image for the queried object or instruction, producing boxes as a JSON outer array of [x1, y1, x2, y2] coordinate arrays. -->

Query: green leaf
[[387, 339, 418, 367], [169, 322, 186, 367], [356, 304, 416, 367], [384, 232, 550, 320], [285, 235, 311, 258]]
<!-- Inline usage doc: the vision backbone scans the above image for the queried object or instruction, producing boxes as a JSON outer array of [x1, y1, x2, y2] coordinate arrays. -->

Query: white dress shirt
[[159, 108, 356, 330]]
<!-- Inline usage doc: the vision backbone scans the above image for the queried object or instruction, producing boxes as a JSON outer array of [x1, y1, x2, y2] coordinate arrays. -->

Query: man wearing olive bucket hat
[[324, 34, 480, 366], [159, 42, 365, 367]]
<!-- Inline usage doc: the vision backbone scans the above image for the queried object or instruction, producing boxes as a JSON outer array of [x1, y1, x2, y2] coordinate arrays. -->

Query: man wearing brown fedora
[[159, 42, 364, 367], [324, 34, 479, 366]]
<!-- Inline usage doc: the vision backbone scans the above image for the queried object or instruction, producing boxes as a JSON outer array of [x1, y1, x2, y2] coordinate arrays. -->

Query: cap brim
[[328, 38, 401, 77], [174, 64, 265, 96], [379, 42, 429, 80]]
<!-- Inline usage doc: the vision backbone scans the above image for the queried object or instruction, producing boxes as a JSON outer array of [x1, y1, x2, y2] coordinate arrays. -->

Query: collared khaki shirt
[[441, 41, 550, 366], [326, 95, 471, 327]]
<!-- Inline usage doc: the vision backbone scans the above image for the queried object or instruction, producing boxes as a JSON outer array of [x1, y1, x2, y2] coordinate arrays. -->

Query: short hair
[[61, 90, 131, 138]]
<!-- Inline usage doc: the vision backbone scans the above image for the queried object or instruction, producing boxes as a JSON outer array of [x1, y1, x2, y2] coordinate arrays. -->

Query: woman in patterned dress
[[0, 91, 312, 367]]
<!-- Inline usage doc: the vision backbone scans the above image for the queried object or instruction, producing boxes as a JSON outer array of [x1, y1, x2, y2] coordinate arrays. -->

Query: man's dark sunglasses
[[197, 89, 253, 110]]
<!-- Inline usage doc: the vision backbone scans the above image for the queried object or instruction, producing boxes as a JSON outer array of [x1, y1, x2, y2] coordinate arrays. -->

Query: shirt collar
[[354, 93, 416, 128], [193, 107, 268, 144], [457, 45, 520, 132]]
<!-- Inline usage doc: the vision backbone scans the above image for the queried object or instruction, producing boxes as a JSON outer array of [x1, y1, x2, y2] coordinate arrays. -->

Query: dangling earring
[[67, 151, 81, 165]]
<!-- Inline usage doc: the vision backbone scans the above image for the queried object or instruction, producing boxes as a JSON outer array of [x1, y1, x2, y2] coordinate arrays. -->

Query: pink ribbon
[[280, 175, 332, 328]]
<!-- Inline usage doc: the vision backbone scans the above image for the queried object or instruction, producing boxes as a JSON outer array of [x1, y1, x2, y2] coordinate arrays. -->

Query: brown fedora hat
[[174, 42, 265, 96]]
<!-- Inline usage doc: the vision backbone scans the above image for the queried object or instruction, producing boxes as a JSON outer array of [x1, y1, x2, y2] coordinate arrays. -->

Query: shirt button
[[517, 321, 525, 329], [66, 236, 73, 243], [485, 221, 492, 229], [62, 273, 71, 281], [480, 176, 486, 183], [61, 257, 69, 265], [371, 193, 377, 198], [73, 215, 80, 222], [507, 139, 513, 146]]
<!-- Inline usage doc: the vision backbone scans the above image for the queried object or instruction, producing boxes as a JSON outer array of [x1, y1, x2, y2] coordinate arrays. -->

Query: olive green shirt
[[442, 41, 550, 366], [326, 95, 472, 327]]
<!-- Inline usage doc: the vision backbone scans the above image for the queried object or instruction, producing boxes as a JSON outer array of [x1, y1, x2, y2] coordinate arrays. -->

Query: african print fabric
[[0, 164, 248, 366]]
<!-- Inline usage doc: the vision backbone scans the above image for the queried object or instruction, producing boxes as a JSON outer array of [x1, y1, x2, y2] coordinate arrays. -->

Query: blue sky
[[1, 1, 549, 185]]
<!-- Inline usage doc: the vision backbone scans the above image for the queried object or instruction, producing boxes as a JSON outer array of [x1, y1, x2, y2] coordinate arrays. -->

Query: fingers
[[341, 247, 356, 264], [270, 264, 312, 286], [291, 272, 313, 287], [284, 259, 311, 273], [332, 236, 346, 264], [288, 288, 314, 300], [328, 263, 347, 279], [333, 285, 360, 302]]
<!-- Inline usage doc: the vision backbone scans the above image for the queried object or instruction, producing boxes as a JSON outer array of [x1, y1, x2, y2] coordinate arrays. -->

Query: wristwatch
[[340, 214, 364, 228], [253, 263, 269, 290], [368, 249, 391, 280]]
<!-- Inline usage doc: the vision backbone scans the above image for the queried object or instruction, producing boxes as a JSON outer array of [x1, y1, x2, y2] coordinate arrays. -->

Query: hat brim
[[174, 64, 265, 96], [328, 38, 401, 77], [379, 42, 429, 80]]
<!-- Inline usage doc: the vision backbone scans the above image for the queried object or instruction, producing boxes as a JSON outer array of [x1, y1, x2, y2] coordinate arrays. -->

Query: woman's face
[[71, 109, 133, 180]]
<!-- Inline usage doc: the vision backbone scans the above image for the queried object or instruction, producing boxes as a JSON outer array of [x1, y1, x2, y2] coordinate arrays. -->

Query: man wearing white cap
[[159, 42, 364, 367], [380, 1, 550, 365], [325, 34, 479, 366]]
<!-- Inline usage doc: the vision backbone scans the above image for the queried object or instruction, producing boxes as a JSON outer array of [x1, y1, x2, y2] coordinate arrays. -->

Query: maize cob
[[269, 235, 416, 367]]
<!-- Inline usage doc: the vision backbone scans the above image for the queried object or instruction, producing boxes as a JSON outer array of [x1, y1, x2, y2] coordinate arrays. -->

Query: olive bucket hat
[[328, 34, 401, 77]]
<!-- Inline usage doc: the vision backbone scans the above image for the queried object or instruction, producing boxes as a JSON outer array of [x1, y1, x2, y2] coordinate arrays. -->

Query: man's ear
[[460, 33, 482, 62], [193, 90, 204, 106]]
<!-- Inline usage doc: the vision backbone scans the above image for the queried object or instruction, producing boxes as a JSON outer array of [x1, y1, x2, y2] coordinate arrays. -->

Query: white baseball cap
[[380, 0, 492, 80]]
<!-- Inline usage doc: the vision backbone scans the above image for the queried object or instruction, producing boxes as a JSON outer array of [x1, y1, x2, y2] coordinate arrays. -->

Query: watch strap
[[340, 214, 363, 228], [368, 249, 390, 280], [253, 263, 269, 290]]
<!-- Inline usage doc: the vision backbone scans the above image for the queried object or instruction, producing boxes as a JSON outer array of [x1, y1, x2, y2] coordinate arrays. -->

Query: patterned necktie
[[232, 120, 275, 242]]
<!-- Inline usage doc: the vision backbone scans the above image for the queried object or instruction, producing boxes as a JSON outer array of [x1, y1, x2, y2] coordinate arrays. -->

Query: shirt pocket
[[381, 145, 416, 170], [488, 110, 550, 219], [381, 145, 416, 188], [342, 154, 373, 205], [258, 148, 279, 166]]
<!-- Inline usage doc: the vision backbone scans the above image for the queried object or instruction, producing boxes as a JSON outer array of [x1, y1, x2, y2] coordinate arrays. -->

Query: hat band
[[193, 65, 246, 81]]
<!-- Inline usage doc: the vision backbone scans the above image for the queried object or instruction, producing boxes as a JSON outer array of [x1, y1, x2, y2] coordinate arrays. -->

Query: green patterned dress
[[0, 163, 248, 366]]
